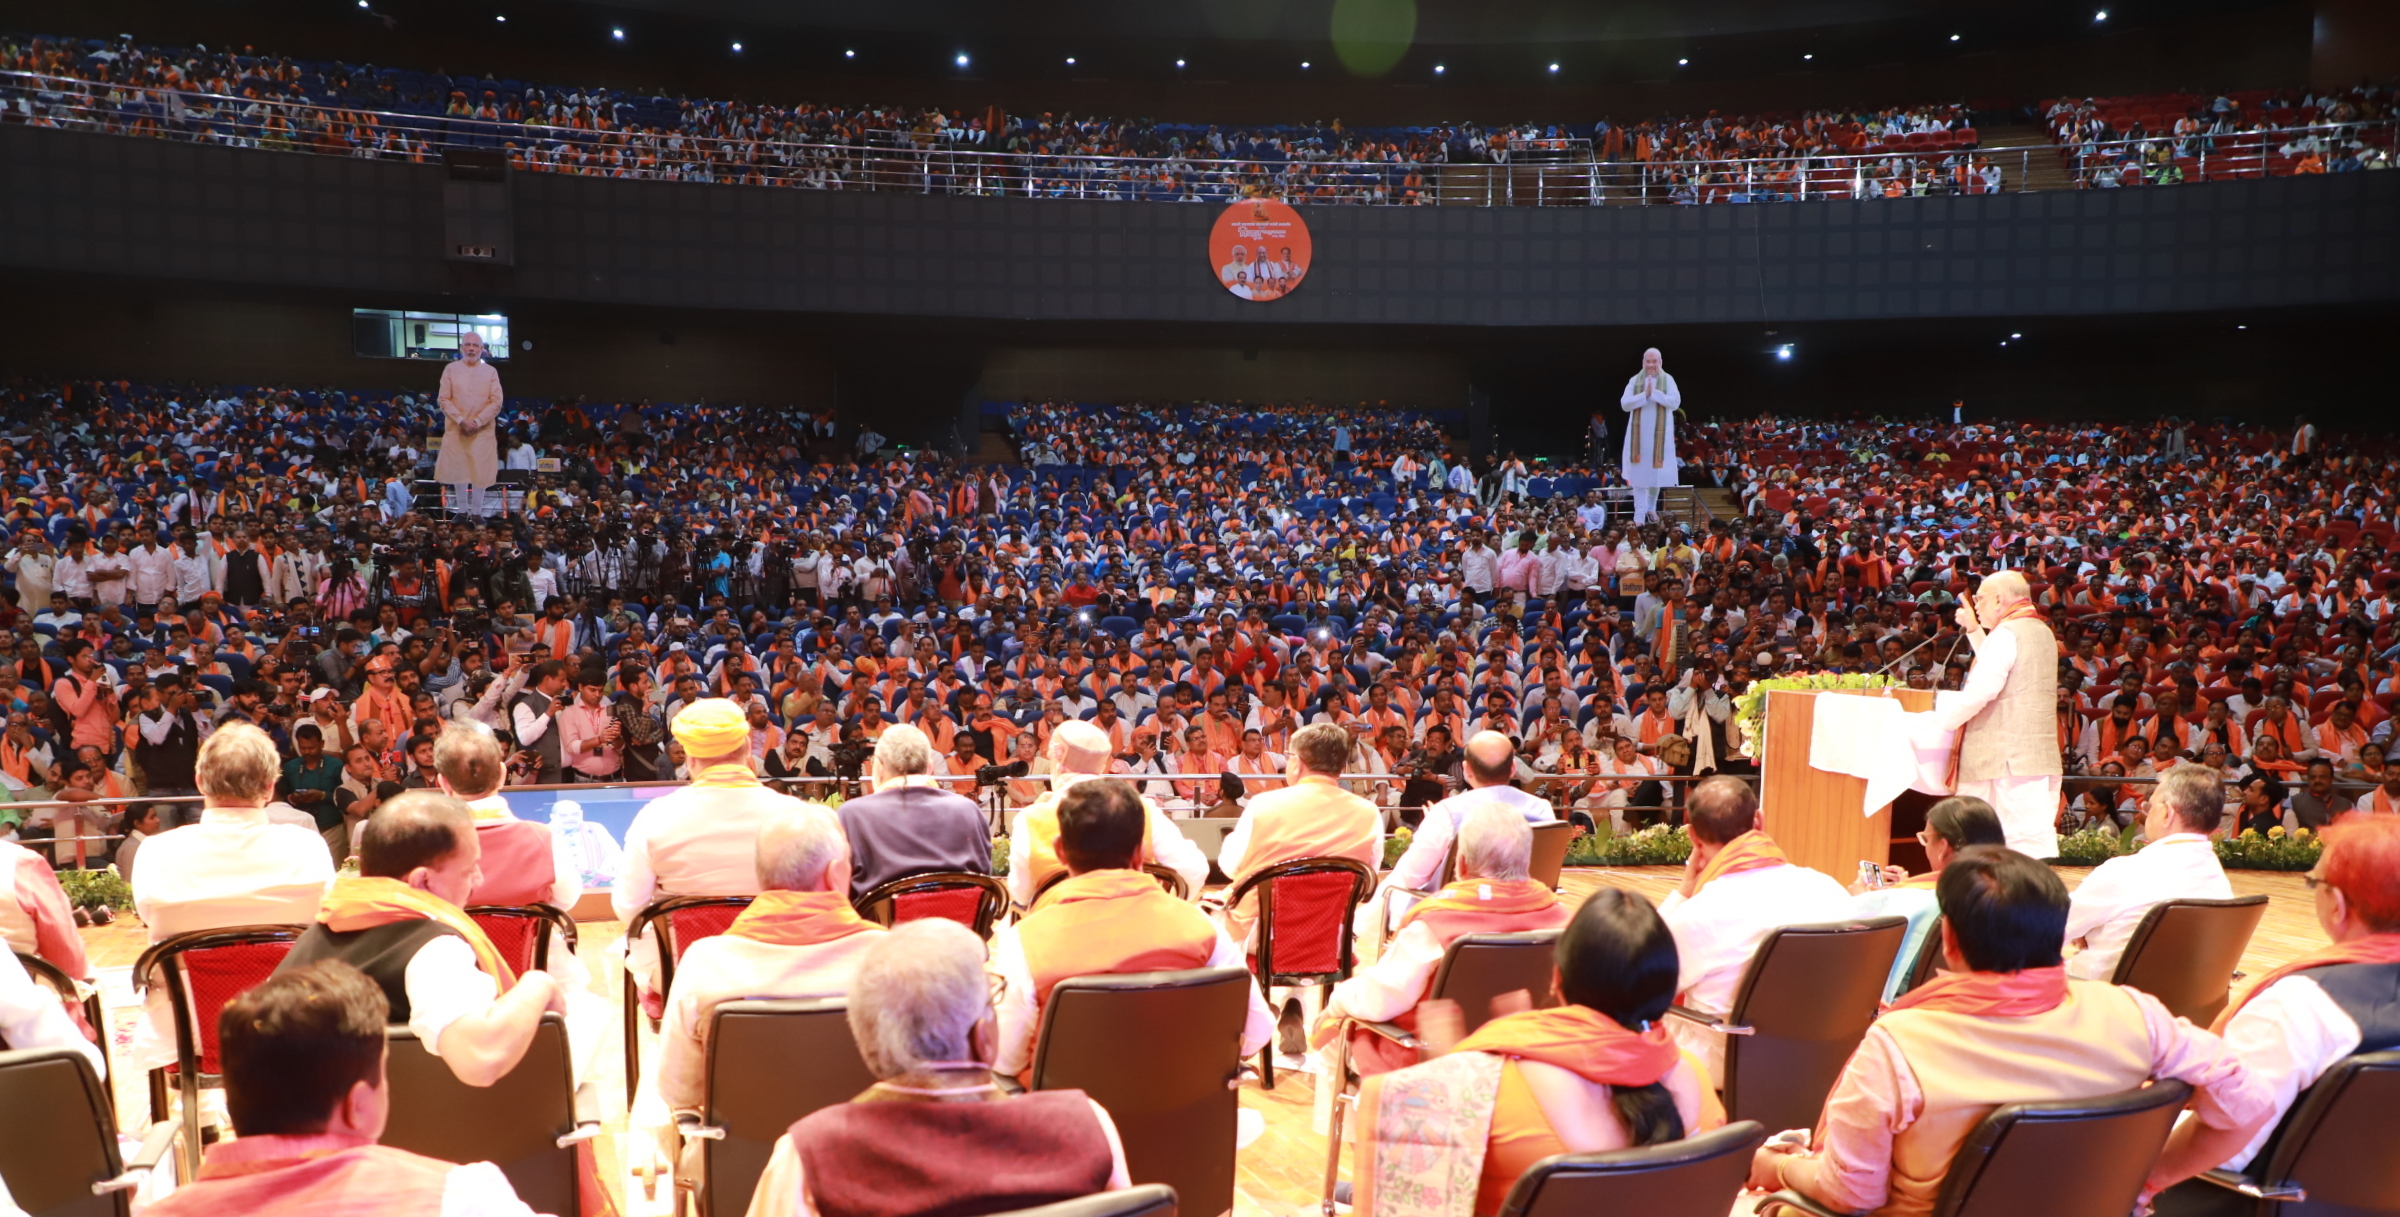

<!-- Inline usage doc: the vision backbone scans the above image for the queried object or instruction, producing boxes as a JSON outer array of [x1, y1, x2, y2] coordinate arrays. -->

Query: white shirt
[[1657, 861, 1854, 1080], [2062, 833, 2232, 980], [130, 804, 334, 939], [1002, 787, 1209, 907], [2210, 969, 2381, 1169], [127, 545, 177, 604], [403, 932, 605, 1085], [1381, 785, 1556, 900], [989, 910, 1274, 1078], [0, 947, 101, 1076]]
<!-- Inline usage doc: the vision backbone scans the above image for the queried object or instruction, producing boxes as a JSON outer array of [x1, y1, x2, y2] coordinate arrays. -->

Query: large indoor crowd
[[4, 31, 2390, 205], [0, 357, 2394, 1217]]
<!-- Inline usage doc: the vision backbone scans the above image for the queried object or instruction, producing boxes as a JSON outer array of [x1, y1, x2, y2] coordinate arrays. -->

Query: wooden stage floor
[[74, 864, 2317, 1217]]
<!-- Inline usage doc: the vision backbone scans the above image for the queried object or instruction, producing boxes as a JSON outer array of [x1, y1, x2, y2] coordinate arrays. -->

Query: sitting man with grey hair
[[1313, 802, 1573, 1077], [835, 723, 994, 901], [1004, 718, 1209, 909], [1377, 729, 1559, 928], [630, 803, 888, 1196], [2062, 763, 2234, 980], [744, 920, 1131, 1217]]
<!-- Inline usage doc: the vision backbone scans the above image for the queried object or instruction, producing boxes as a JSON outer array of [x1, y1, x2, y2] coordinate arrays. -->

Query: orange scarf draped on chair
[[1885, 965, 2067, 1018], [1689, 830, 1787, 895], [2212, 933, 2400, 1033], [318, 876, 515, 985], [724, 889, 882, 948]]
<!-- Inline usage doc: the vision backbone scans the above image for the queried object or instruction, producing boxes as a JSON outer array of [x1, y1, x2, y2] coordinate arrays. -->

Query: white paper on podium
[[1808, 695, 1916, 817]]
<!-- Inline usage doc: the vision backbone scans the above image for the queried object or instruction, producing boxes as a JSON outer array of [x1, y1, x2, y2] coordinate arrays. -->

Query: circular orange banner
[[1208, 199, 1312, 302]]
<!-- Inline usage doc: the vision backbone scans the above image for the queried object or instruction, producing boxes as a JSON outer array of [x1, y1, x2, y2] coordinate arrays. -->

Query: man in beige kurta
[[435, 331, 503, 517]]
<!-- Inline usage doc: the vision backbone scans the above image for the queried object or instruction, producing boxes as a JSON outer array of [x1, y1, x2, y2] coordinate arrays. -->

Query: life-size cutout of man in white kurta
[[1618, 347, 1682, 525]]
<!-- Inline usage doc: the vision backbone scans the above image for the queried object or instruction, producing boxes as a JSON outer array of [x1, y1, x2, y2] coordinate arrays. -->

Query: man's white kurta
[[1619, 372, 1682, 490], [1929, 624, 2063, 859]]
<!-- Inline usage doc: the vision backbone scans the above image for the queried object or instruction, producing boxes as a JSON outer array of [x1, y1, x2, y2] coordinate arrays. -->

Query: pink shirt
[[1496, 550, 1538, 593], [557, 701, 621, 777]]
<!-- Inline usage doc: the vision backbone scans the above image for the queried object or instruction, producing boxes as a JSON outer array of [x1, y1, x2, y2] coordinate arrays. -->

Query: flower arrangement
[[1564, 823, 1695, 868], [2052, 824, 2321, 871], [992, 835, 1011, 876], [58, 866, 133, 912], [1731, 672, 1903, 759], [1384, 827, 1413, 869]]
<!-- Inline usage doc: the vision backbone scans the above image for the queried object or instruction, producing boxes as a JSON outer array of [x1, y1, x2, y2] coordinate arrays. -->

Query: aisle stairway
[[1977, 123, 2076, 193]]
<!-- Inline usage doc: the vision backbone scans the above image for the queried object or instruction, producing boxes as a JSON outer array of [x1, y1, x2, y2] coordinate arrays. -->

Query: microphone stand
[[1875, 628, 1970, 678]]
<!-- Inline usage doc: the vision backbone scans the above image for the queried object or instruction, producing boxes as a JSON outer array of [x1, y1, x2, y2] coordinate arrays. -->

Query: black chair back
[[1932, 1079, 2192, 1217], [989, 1183, 1178, 1217], [1428, 931, 1563, 1034], [1496, 1121, 1768, 1217], [382, 1013, 581, 1217], [1901, 917, 1946, 994], [13, 951, 106, 1083], [699, 999, 878, 1217], [1031, 966, 1252, 1217], [2245, 1048, 2400, 1217], [1527, 821, 1574, 891], [1723, 916, 1907, 1136], [2109, 896, 2269, 1027], [0, 1047, 123, 1217]]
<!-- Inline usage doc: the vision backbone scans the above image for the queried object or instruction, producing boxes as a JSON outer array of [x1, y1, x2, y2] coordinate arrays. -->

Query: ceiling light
[[1300, 60, 1311, 69], [1065, 56, 1076, 65], [2094, 9, 2109, 20], [1949, 33, 1961, 41], [2010, 332, 2022, 339], [1433, 63, 1445, 74], [1803, 53, 1814, 60], [1776, 345, 1794, 361], [356, 1, 368, 8], [1176, 58, 1186, 67], [955, 52, 970, 66], [494, 12, 505, 20], [611, 27, 624, 40], [731, 41, 742, 52], [1548, 62, 1560, 73], [844, 49, 855, 58], [1677, 58, 1689, 66]]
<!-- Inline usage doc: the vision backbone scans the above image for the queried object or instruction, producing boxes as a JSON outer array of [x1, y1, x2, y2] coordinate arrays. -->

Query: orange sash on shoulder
[[1885, 965, 2067, 1018], [319, 876, 515, 985], [1396, 878, 1562, 933], [725, 889, 882, 948], [1689, 830, 1787, 895], [1452, 1004, 1681, 1088]]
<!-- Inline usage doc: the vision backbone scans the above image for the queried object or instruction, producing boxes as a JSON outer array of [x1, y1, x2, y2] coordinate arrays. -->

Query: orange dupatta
[[1884, 965, 2067, 1018], [1689, 830, 1787, 895], [1396, 878, 1561, 932], [723, 889, 883, 948], [318, 875, 515, 985]]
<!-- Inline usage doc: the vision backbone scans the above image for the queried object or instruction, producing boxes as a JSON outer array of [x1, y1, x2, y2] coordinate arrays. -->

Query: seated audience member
[[141, 960, 543, 1217], [131, 722, 336, 1069], [1004, 720, 1207, 908], [630, 804, 887, 1189], [279, 792, 581, 1087], [1316, 804, 1573, 1076], [434, 722, 581, 910], [1, 835, 89, 981], [1658, 774, 1852, 1082], [0, 945, 101, 1074], [616, 699, 811, 998], [2149, 813, 2400, 1210], [746, 919, 1133, 1217], [1377, 730, 1558, 927], [2063, 765, 2233, 980], [1349, 888, 1723, 1217], [834, 723, 994, 901], [2287, 758, 2354, 830], [1217, 722, 1385, 945], [1849, 797, 2007, 1001], [1749, 846, 2273, 1216], [991, 778, 1272, 1081]]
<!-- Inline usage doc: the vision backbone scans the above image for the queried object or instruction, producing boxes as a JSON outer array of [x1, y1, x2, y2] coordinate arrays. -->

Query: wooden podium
[[1759, 688, 1936, 884]]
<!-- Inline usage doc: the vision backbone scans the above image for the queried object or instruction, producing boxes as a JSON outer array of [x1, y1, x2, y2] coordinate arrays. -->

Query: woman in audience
[[1348, 888, 1721, 1217], [1848, 796, 2008, 1001]]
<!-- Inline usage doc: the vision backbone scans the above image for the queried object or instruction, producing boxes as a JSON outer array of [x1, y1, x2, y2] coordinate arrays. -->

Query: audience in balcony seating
[[1748, 846, 2273, 1217], [141, 960, 543, 1217], [747, 918, 1132, 1217]]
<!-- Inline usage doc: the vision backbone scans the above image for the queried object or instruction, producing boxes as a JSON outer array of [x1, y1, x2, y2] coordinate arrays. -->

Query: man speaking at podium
[[1927, 571, 2062, 859]]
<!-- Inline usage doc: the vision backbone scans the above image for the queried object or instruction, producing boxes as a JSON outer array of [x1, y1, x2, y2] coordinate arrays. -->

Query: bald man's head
[[1463, 730, 1517, 788], [1977, 569, 2031, 607], [1049, 719, 1114, 775]]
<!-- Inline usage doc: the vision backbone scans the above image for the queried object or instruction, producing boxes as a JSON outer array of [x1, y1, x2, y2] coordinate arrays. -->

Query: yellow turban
[[672, 698, 750, 758]]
